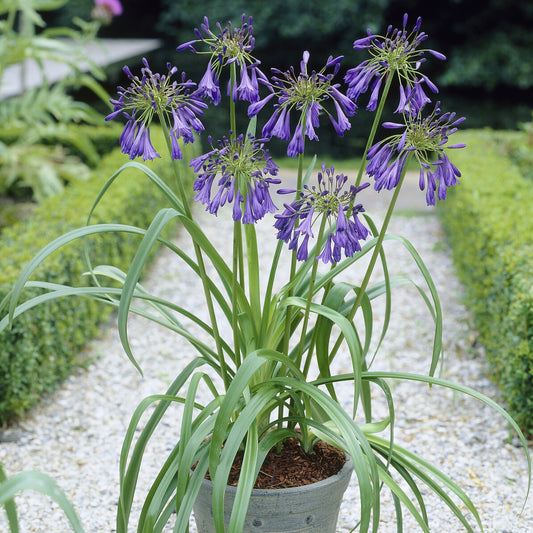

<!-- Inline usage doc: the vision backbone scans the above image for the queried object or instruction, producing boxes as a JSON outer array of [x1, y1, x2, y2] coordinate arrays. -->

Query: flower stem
[[281, 150, 306, 357], [230, 63, 237, 139], [156, 110, 230, 389], [280, 150, 305, 435], [354, 73, 394, 188], [244, 221, 261, 335], [228, 62, 245, 370], [232, 219, 243, 368], [296, 216, 327, 371], [331, 156, 411, 361]]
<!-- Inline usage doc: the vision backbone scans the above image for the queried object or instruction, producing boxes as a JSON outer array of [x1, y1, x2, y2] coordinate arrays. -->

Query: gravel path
[[0, 171, 532, 532]]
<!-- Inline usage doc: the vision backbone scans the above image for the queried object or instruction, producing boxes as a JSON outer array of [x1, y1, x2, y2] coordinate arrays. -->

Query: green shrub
[[0, 123, 125, 202], [503, 111, 533, 183], [438, 129, 533, 436], [0, 131, 198, 424]]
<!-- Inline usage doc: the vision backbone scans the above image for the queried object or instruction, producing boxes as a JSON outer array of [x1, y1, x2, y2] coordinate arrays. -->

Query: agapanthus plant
[[249, 51, 356, 156], [105, 58, 207, 160], [177, 14, 266, 105], [1, 12, 530, 533], [345, 13, 444, 114], [191, 132, 280, 223], [275, 163, 370, 262], [366, 102, 466, 204]]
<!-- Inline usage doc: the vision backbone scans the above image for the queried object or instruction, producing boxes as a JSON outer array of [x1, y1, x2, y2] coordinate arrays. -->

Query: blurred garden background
[[2, 0, 533, 438], [46, 0, 533, 157]]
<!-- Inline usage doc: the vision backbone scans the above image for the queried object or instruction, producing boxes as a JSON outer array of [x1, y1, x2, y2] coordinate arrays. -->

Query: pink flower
[[92, 0, 122, 24], [95, 0, 123, 15]]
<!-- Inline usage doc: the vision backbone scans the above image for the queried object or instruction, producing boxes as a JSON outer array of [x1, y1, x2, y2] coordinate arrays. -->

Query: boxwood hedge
[[0, 130, 199, 424], [438, 129, 533, 437]]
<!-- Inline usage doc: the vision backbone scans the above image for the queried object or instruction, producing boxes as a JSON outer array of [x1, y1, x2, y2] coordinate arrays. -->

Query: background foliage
[[0, 128, 198, 424], [0, 0, 111, 201], [45, 0, 533, 144], [438, 129, 533, 437]]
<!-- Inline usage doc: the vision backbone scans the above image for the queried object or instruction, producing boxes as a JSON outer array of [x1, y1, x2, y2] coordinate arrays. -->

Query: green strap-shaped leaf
[[116, 359, 206, 533], [6, 223, 146, 324], [282, 295, 363, 412], [366, 370, 532, 512], [116, 207, 179, 374], [0, 463, 18, 533], [0, 470, 84, 533]]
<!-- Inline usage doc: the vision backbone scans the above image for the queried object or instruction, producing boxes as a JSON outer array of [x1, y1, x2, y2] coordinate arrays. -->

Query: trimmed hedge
[[0, 130, 198, 424], [438, 129, 533, 436]]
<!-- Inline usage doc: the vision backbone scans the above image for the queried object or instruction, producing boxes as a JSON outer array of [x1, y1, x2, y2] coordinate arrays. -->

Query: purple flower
[[274, 164, 370, 263], [191, 133, 280, 223], [197, 61, 221, 105], [345, 14, 445, 114], [237, 63, 259, 102], [423, 152, 462, 204], [177, 14, 268, 104], [287, 124, 304, 158], [366, 102, 466, 205], [106, 59, 207, 161], [250, 52, 356, 157]]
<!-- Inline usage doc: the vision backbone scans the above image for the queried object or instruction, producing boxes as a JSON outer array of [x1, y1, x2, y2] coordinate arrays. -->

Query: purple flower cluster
[[274, 164, 370, 263], [177, 14, 268, 105], [366, 103, 466, 205], [106, 59, 206, 160], [191, 133, 280, 223], [105, 12, 466, 220], [249, 52, 356, 157], [344, 14, 445, 114]]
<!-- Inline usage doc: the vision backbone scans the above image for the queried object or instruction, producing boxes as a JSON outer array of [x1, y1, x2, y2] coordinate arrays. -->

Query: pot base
[[193, 454, 353, 533]]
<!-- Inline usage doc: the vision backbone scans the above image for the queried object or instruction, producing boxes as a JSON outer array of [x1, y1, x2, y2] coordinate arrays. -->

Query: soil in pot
[[207, 437, 347, 489]]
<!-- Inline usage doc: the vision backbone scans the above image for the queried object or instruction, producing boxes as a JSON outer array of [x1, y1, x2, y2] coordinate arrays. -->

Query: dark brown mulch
[[213, 437, 346, 489]]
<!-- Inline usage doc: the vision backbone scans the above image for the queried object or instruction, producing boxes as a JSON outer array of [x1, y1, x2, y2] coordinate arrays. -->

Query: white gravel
[[0, 170, 532, 532]]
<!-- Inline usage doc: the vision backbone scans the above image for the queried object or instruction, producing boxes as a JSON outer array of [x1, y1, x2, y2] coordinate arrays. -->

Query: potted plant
[[1, 12, 530, 533]]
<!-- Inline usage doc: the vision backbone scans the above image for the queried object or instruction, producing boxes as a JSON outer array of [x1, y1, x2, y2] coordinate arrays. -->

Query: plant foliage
[[0, 133, 197, 424], [0, 463, 84, 533]]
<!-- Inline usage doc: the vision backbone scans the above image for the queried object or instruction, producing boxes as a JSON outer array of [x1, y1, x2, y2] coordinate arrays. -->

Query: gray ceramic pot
[[193, 455, 353, 533]]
